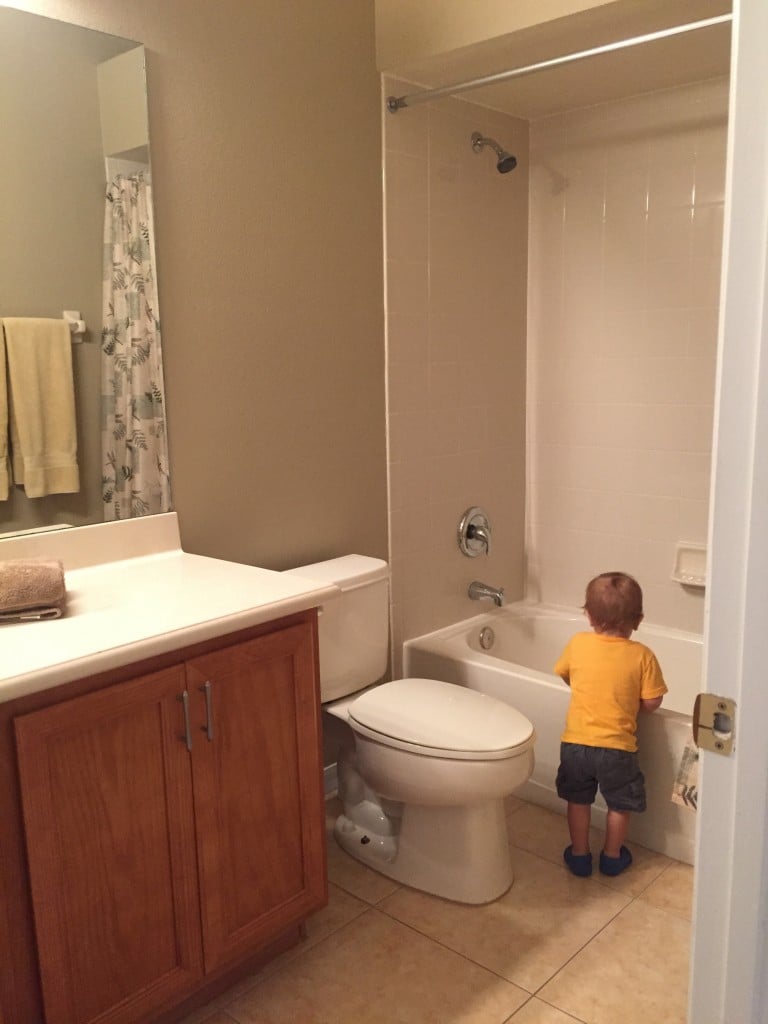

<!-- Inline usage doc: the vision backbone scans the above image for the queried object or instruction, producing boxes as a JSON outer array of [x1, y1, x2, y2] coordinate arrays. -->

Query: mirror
[[0, 7, 167, 536]]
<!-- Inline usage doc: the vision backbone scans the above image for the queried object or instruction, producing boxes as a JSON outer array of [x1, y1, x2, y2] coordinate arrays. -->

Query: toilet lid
[[347, 678, 535, 760]]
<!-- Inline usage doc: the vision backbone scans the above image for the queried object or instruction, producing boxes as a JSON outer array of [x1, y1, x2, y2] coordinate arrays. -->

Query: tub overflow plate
[[479, 626, 495, 651]]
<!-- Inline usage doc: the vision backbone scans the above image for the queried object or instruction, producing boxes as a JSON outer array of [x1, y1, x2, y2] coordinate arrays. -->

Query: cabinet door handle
[[200, 681, 214, 741], [178, 691, 193, 752]]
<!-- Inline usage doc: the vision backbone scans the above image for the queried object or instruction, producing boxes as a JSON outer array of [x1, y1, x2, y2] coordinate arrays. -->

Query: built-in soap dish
[[671, 543, 707, 588]]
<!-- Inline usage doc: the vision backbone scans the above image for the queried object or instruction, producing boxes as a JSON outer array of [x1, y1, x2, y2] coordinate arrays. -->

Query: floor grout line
[[529, 887, 637, 997], [330, 836, 673, 994], [207, 905, 383, 1022], [372, 898, 534, 993], [189, 801, 692, 1024], [511, 992, 588, 1023], [358, 840, 640, 1001]]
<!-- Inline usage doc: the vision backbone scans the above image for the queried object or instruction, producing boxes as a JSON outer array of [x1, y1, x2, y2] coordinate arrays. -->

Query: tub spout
[[468, 581, 505, 607]]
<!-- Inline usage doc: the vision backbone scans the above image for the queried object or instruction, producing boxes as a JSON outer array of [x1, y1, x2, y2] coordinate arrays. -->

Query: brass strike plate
[[693, 693, 736, 755]]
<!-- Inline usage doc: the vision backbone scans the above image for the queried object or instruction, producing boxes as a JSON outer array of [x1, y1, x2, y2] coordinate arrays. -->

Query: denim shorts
[[556, 742, 646, 812]]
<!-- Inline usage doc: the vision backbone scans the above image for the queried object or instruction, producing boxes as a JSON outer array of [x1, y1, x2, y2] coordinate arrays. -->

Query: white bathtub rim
[[403, 598, 703, 647], [403, 600, 701, 720], [403, 601, 699, 865]]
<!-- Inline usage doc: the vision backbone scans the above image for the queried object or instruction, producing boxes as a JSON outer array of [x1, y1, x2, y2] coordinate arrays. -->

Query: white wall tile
[[385, 76, 726, 648], [386, 258, 428, 315], [388, 360, 429, 414], [383, 78, 429, 159], [388, 457, 431, 512], [386, 312, 429, 365], [384, 97, 529, 648], [527, 78, 728, 632]]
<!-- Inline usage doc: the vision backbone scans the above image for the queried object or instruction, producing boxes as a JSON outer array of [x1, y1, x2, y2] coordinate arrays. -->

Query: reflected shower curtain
[[101, 173, 171, 519]]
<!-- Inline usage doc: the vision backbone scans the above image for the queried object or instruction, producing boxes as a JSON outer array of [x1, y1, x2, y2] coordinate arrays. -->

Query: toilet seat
[[347, 678, 535, 761]]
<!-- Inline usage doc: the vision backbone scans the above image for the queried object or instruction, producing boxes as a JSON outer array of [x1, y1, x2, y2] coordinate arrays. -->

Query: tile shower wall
[[527, 79, 728, 634], [384, 82, 529, 671]]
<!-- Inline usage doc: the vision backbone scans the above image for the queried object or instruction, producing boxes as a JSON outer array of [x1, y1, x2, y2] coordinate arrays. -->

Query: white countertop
[[0, 515, 338, 703]]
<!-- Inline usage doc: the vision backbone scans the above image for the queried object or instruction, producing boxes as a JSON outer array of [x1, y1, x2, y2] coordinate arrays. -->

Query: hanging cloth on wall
[[671, 731, 699, 811], [101, 173, 171, 520], [2, 317, 80, 498]]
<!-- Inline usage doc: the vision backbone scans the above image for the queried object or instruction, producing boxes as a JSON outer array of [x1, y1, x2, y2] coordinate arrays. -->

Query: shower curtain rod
[[385, 13, 732, 113]]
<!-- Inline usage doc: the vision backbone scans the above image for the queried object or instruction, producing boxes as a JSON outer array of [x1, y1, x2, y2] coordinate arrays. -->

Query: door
[[689, 0, 768, 1020], [186, 622, 327, 972], [15, 665, 204, 1024]]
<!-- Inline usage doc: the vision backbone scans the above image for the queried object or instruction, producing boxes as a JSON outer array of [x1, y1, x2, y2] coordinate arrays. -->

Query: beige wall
[[375, 0, 617, 68], [15, 0, 388, 569], [384, 83, 529, 669], [97, 45, 148, 157], [527, 78, 728, 632]]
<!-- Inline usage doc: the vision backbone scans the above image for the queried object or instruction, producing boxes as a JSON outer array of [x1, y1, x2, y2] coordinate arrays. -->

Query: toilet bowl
[[283, 555, 535, 904]]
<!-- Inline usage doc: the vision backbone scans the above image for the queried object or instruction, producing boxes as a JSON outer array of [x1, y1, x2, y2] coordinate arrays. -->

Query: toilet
[[284, 555, 535, 904]]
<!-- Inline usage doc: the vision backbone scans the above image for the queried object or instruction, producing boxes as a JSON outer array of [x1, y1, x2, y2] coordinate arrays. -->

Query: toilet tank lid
[[348, 678, 535, 756], [283, 554, 389, 592]]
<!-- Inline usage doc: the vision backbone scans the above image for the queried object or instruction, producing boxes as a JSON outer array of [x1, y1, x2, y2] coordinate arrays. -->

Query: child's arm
[[639, 649, 667, 714], [553, 645, 571, 686], [639, 695, 663, 713]]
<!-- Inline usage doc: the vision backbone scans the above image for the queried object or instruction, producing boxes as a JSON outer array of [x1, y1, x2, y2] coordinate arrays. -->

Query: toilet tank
[[283, 555, 390, 702]]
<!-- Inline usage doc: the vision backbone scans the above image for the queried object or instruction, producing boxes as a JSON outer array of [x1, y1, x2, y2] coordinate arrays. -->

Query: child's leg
[[567, 802, 592, 855], [603, 808, 630, 858], [557, 745, 597, 874], [598, 750, 643, 873]]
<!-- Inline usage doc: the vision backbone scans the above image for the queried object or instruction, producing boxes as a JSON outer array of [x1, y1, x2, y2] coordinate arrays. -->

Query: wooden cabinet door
[[15, 665, 204, 1024], [186, 622, 327, 972]]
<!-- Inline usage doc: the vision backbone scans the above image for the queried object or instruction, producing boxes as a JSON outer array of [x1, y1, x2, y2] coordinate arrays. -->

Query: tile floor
[[182, 796, 694, 1024]]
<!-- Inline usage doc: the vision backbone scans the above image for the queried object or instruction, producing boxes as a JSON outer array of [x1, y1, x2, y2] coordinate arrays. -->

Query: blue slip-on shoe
[[599, 845, 633, 876], [563, 845, 593, 877]]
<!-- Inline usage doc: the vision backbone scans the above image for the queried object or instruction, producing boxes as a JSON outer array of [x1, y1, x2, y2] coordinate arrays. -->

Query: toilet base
[[334, 798, 513, 904]]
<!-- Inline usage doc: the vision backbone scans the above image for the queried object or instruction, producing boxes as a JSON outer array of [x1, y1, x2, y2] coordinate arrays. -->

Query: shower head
[[471, 131, 517, 174]]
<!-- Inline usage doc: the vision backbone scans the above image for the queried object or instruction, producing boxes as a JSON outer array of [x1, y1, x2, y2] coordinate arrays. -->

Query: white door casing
[[690, 0, 768, 1021]]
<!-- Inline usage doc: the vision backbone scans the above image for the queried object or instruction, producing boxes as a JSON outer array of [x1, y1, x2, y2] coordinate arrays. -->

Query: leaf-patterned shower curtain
[[101, 173, 171, 520]]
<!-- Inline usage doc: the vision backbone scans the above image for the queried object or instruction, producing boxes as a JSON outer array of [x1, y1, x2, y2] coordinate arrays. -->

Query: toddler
[[554, 572, 667, 877]]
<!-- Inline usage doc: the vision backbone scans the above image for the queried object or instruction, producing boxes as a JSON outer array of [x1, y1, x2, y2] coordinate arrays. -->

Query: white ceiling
[[384, 0, 732, 121]]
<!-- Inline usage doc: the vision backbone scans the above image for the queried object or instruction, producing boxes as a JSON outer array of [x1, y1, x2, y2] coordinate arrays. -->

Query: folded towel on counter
[[0, 558, 67, 622], [2, 317, 80, 498]]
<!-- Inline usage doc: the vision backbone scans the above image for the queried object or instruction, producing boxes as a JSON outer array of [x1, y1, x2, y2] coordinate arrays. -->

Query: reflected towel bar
[[63, 310, 86, 342]]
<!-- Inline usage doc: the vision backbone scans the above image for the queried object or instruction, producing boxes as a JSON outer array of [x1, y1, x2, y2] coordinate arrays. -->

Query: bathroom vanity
[[0, 515, 336, 1024]]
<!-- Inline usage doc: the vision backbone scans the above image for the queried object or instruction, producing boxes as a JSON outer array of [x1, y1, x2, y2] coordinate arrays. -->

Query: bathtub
[[403, 601, 702, 864]]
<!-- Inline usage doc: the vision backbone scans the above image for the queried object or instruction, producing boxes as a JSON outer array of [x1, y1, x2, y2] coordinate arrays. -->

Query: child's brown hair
[[583, 572, 643, 633]]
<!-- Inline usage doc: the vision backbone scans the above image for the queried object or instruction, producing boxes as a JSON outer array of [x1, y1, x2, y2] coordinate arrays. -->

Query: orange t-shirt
[[554, 632, 667, 753]]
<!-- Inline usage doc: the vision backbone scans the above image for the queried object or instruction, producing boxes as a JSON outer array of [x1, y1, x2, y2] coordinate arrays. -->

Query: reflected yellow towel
[[0, 327, 8, 500], [2, 317, 80, 498]]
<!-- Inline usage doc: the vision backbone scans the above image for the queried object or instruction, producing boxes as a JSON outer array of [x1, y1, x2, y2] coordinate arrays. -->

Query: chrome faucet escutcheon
[[458, 507, 493, 557]]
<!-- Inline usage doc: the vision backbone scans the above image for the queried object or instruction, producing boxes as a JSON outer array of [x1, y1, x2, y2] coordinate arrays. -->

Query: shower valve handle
[[467, 522, 492, 555], [458, 507, 492, 557]]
